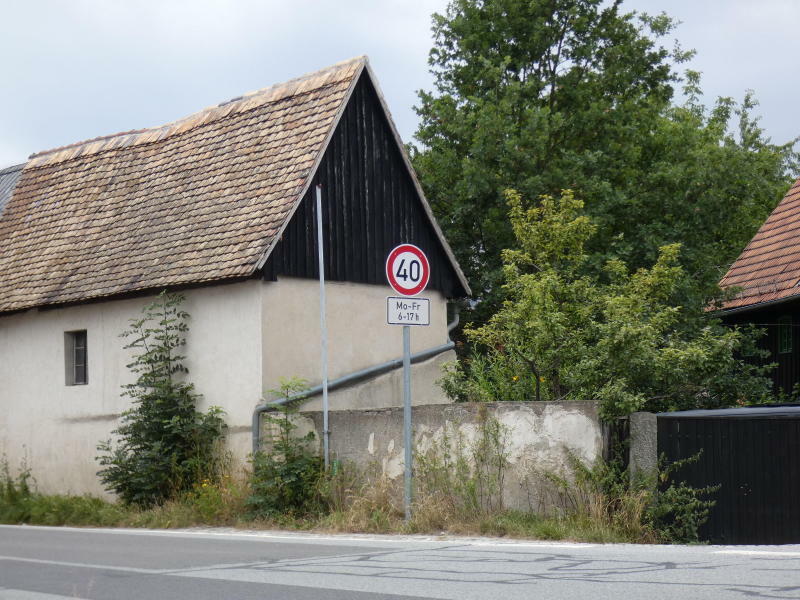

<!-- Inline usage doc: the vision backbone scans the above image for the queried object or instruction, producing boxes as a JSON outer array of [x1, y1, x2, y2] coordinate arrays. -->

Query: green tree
[[97, 292, 227, 507], [443, 190, 772, 419], [413, 0, 797, 323]]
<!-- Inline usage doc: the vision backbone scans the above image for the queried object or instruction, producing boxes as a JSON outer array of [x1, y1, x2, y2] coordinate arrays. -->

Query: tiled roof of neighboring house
[[719, 178, 800, 311], [0, 58, 367, 313], [0, 163, 23, 218]]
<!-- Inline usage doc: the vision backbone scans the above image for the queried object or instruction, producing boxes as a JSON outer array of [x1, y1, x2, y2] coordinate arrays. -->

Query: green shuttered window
[[778, 316, 792, 354]]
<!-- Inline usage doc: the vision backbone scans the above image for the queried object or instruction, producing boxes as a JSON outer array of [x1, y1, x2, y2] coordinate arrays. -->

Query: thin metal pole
[[316, 184, 330, 469], [403, 324, 412, 521]]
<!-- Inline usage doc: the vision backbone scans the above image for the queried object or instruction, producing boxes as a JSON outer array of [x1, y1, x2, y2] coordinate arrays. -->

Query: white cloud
[[0, 0, 796, 167], [626, 0, 799, 143]]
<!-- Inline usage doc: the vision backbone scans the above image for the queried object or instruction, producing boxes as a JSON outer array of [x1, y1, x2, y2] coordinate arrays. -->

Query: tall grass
[[1, 459, 126, 526], [1, 436, 713, 544]]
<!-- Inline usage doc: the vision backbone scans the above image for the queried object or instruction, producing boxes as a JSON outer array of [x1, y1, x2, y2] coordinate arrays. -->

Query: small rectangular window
[[65, 330, 88, 385], [778, 316, 792, 354]]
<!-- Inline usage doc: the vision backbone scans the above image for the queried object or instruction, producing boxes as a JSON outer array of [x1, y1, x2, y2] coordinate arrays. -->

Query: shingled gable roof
[[719, 178, 800, 311], [0, 57, 468, 314]]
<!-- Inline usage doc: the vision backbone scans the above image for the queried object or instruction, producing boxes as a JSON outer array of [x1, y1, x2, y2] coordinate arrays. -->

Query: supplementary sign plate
[[387, 296, 430, 326]]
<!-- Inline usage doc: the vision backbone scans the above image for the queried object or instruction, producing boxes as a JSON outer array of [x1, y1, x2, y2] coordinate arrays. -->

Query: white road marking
[[714, 550, 800, 557], [0, 555, 160, 574], [0, 554, 289, 576], [0, 590, 82, 599], [0, 524, 598, 549]]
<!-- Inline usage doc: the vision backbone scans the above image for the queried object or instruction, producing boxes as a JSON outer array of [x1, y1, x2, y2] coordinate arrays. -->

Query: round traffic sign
[[386, 244, 430, 296]]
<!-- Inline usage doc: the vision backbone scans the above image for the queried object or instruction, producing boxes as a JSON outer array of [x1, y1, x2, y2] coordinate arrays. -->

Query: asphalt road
[[1, 525, 800, 599]]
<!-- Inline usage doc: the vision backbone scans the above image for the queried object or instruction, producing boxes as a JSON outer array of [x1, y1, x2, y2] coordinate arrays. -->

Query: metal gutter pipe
[[716, 294, 800, 317], [251, 305, 460, 454]]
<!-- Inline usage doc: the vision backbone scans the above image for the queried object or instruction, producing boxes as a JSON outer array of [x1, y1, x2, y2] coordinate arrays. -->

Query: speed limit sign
[[386, 244, 430, 296]]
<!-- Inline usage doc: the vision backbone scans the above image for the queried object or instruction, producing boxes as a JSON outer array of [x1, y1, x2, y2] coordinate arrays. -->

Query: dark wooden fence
[[657, 406, 800, 544]]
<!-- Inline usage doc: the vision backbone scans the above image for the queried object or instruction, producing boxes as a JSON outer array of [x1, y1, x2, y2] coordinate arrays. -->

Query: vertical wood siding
[[724, 302, 800, 395], [658, 413, 800, 544], [263, 73, 466, 298]]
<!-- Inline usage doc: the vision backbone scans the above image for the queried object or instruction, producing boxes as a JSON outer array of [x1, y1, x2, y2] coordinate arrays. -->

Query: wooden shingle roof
[[0, 58, 367, 313], [720, 178, 800, 311]]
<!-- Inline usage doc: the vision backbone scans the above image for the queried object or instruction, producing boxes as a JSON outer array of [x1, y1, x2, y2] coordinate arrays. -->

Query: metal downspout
[[251, 305, 460, 454]]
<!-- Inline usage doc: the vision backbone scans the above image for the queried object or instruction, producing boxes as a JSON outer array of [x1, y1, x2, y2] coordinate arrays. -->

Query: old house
[[719, 178, 800, 394], [0, 57, 469, 496]]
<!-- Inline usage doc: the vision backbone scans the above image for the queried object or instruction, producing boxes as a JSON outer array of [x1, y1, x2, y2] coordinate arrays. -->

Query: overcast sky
[[1, 0, 797, 169]]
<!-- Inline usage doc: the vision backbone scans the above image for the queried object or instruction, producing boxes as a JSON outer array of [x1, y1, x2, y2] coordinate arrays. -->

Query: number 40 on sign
[[385, 243, 431, 326], [385, 244, 430, 297]]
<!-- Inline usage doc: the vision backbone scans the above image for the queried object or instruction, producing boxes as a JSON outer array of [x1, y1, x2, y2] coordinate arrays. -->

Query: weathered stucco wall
[[260, 276, 453, 411], [0, 280, 263, 496], [260, 277, 449, 396], [299, 401, 604, 512], [297, 351, 455, 412], [1, 276, 456, 497]]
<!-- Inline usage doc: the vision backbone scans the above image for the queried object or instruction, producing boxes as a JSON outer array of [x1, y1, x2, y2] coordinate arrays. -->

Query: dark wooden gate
[[657, 405, 800, 544]]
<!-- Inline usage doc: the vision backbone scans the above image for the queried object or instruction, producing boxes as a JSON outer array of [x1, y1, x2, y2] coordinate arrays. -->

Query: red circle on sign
[[386, 244, 430, 296]]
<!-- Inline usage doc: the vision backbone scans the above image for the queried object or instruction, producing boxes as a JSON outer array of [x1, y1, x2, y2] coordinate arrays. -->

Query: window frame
[[778, 315, 793, 355], [64, 330, 88, 386]]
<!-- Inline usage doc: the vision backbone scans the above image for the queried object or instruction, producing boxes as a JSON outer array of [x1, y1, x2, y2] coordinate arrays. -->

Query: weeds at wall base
[[1, 454, 641, 542], [0, 473, 694, 544], [2, 411, 713, 543]]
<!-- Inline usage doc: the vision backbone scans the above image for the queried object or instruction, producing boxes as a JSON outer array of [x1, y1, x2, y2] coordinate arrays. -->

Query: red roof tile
[[719, 178, 800, 310]]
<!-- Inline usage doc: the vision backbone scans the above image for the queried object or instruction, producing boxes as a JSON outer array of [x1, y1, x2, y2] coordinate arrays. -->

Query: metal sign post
[[402, 323, 412, 520], [385, 244, 431, 521], [316, 185, 330, 470]]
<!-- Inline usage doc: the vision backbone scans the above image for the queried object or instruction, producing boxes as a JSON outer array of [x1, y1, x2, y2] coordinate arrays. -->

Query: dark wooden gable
[[263, 72, 467, 298]]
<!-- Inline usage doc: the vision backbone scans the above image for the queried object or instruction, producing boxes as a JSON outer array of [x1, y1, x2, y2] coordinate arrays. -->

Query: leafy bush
[[247, 378, 324, 518], [645, 452, 719, 543], [446, 189, 773, 417], [541, 448, 717, 544], [97, 292, 227, 507], [439, 352, 531, 403]]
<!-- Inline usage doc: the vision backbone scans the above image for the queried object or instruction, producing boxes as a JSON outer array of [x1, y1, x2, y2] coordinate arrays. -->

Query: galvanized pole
[[403, 324, 412, 521], [316, 184, 330, 469]]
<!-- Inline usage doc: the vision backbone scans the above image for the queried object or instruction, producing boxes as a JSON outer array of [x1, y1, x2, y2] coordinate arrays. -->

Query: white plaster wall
[[181, 282, 263, 463], [0, 276, 455, 497], [0, 281, 262, 496], [260, 277, 451, 409]]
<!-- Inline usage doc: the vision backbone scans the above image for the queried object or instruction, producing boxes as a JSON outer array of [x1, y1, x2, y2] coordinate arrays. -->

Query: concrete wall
[[299, 401, 604, 512], [0, 281, 263, 496]]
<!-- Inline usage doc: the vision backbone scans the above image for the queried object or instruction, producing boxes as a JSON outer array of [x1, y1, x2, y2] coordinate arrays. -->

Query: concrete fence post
[[629, 412, 657, 481]]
